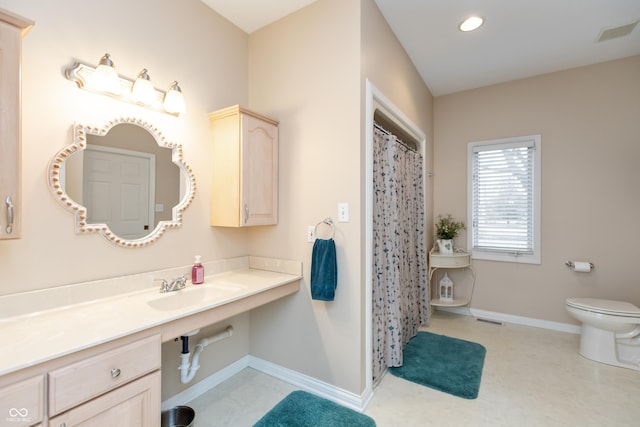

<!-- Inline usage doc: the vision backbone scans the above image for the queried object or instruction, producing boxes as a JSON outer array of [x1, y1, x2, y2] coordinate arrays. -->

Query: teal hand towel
[[311, 238, 337, 301]]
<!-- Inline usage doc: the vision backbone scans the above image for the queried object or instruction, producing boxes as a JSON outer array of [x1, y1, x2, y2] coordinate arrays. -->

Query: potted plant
[[435, 214, 465, 254]]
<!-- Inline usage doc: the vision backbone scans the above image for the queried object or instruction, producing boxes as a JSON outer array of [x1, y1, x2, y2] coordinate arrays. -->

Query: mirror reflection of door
[[83, 144, 156, 240], [50, 118, 191, 247]]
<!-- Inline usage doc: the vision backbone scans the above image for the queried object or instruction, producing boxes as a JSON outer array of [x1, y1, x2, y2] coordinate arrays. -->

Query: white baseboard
[[468, 308, 581, 334], [248, 355, 373, 412], [162, 355, 373, 413]]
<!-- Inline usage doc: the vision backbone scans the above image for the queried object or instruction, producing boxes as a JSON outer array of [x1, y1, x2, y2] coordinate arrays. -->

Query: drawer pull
[[110, 368, 121, 378], [60, 423, 67, 427]]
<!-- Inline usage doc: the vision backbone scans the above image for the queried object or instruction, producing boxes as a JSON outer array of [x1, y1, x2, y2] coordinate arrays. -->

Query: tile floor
[[187, 311, 640, 426]]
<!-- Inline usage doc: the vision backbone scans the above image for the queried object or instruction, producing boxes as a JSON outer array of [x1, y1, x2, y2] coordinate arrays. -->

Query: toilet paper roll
[[573, 261, 592, 273]]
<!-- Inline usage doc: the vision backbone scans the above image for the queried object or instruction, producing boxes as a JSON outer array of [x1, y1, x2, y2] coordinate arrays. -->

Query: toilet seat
[[566, 298, 640, 317]]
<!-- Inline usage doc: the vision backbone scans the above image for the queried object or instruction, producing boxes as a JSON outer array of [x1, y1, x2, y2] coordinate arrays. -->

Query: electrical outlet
[[307, 226, 315, 242]]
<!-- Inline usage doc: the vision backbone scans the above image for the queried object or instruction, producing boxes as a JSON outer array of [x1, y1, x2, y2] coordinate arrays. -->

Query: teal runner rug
[[253, 390, 376, 426], [389, 331, 486, 399]]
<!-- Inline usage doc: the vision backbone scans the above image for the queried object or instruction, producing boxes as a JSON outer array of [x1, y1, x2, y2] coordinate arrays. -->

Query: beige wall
[[360, 0, 434, 246], [247, 0, 364, 394], [0, 0, 252, 400], [434, 56, 640, 324], [247, 0, 433, 394], [0, 0, 250, 293]]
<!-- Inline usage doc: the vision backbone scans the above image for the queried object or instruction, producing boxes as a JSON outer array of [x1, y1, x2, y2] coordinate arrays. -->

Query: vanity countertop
[[0, 256, 301, 376]]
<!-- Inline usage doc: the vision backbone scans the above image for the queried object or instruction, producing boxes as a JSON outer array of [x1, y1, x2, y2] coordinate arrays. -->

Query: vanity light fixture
[[130, 69, 156, 106], [163, 81, 186, 115], [65, 53, 186, 116], [92, 53, 121, 95], [459, 16, 484, 32]]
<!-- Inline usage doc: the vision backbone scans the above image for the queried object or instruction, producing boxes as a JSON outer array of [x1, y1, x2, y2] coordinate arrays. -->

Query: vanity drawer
[[48, 371, 160, 427], [48, 334, 160, 416], [0, 375, 44, 426]]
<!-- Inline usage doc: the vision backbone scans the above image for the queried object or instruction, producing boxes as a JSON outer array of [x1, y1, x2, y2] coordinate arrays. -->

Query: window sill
[[471, 251, 540, 265]]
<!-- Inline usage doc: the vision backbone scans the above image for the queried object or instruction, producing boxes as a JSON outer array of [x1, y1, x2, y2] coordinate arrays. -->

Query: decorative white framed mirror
[[48, 117, 196, 247]]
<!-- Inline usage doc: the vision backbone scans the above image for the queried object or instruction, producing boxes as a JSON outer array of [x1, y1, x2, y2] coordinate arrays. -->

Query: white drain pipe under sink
[[179, 325, 234, 384]]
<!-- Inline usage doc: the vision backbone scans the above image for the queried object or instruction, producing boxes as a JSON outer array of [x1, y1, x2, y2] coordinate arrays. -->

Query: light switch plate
[[338, 202, 349, 222]]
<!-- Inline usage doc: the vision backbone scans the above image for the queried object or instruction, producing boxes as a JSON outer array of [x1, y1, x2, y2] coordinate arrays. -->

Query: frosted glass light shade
[[163, 81, 186, 115], [65, 55, 186, 116], [130, 69, 156, 106], [92, 53, 121, 95]]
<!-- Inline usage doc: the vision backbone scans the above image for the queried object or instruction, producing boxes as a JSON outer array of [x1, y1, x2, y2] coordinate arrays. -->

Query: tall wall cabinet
[[0, 9, 33, 240], [209, 105, 278, 227]]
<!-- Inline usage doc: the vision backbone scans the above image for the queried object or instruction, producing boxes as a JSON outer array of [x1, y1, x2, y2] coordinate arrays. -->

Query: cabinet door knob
[[60, 423, 67, 427], [111, 368, 121, 378]]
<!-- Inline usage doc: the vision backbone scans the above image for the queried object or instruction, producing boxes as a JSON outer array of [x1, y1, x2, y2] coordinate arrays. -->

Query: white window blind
[[468, 135, 541, 264]]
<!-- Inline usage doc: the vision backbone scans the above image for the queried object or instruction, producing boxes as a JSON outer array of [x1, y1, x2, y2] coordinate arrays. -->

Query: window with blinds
[[467, 135, 541, 264]]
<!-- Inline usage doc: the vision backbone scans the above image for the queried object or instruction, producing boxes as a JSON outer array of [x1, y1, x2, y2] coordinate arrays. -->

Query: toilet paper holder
[[565, 261, 595, 269]]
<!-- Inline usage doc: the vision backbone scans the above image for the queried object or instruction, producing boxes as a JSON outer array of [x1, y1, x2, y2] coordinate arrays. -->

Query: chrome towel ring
[[314, 217, 335, 239]]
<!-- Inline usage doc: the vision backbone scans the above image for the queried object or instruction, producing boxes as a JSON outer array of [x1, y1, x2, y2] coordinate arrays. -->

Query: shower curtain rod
[[374, 121, 417, 152]]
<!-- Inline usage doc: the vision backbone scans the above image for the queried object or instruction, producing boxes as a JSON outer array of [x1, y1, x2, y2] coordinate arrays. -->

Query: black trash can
[[161, 406, 195, 427]]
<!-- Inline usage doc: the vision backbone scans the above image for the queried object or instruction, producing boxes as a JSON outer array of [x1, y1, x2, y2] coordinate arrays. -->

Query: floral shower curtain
[[372, 125, 429, 383]]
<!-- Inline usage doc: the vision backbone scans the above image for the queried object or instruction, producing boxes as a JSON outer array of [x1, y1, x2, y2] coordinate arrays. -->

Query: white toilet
[[566, 298, 640, 370]]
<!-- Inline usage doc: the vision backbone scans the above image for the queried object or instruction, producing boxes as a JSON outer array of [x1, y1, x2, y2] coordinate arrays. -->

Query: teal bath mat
[[389, 331, 486, 399], [253, 390, 376, 427]]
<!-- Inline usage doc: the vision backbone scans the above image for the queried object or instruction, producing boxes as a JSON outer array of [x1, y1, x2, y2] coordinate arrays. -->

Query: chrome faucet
[[157, 275, 187, 293]]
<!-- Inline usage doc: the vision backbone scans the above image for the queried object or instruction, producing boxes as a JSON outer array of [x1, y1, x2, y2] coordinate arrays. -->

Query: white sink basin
[[146, 284, 244, 311]]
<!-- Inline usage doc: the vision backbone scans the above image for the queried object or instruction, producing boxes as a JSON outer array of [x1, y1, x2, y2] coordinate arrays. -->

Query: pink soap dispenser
[[192, 255, 204, 285]]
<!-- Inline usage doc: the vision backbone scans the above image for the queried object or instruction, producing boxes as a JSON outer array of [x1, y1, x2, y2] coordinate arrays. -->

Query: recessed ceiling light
[[459, 16, 484, 32]]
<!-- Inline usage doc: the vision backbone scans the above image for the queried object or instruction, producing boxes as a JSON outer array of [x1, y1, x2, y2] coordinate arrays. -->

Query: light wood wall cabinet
[[209, 105, 278, 227], [0, 9, 33, 240]]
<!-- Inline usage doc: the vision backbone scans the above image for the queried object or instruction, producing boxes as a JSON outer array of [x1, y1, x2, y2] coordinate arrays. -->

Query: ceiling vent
[[596, 20, 639, 42]]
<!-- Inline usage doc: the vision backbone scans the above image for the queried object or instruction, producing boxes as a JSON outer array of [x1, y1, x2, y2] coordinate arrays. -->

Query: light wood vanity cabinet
[[0, 333, 161, 427], [48, 371, 160, 427], [0, 375, 44, 426], [0, 9, 33, 240], [48, 334, 161, 423], [209, 105, 279, 227]]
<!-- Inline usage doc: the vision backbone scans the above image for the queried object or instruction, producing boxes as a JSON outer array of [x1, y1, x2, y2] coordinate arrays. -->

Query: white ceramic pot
[[437, 239, 453, 254]]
